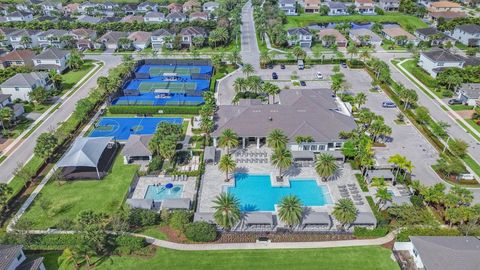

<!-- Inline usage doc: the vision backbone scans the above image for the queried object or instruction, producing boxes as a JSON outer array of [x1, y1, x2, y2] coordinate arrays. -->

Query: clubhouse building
[[212, 89, 356, 152]]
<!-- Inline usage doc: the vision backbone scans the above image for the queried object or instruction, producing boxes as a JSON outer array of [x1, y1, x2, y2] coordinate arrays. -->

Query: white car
[[316, 72, 323, 79]]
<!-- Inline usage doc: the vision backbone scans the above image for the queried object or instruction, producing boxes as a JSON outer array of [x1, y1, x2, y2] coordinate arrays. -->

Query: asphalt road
[[0, 54, 122, 183]]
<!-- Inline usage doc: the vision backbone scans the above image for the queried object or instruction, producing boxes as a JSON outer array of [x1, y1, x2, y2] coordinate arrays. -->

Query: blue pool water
[[89, 117, 183, 140], [227, 174, 332, 211], [144, 185, 183, 201]]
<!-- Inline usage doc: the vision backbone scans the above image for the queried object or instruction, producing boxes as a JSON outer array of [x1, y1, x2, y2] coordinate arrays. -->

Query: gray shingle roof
[[99, 31, 128, 44], [327, 2, 347, 9], [458, 83, 480, 99], [244, 212, 273, 225], [0, 245, 23, 270], [0, 94, 11, 103], [145, 11, 164, 18], [415, 27, 441, 37], [166, 11, 186, 20], [212, 89, 356, 143], [0, 72, 48, 88], [302, 211, 331, 225], [352, 212, 376, 225], [33, 48, 69, 60], [17, 257, 44, 270], [151, 29, 174, 37], [287, 27, 311, 36], [76, 15, 102, 24], [350, 28, 382, 42], [126, 199, 153, 210], [180, 26, 206, 36], [456, 24, 480, 35], [122, 134, 152, 157], [410, 236, 480, 270], [161, 198, 191, 210], [421, 48, 464, 63]]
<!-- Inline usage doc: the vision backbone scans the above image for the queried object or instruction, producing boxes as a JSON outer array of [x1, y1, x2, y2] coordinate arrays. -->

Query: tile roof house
[[5, 11, 33, 22], [355, 0, 375, 14], [189, 11, 209, 21], [456, 83, 480, 106], [0, 49, 36, 68], [70, 28, 97, 40], [452, 24, 480, 47], [0, 72, 50, 101], [180, 26, 207, 47], [317, 28, 347, 47], [327, 2, 348, 15], [203, 1, 220, 12], [419, 48, 465, 77], [212, 89, 356, 151], [378, 0, 400, 11], [183, 0, 201, 12], [303, 0, 321, 13], [287, 28, 312, 48], [151, 29, 175, 50], [381, 27, 419, 45], [278, 0, 297, 15], [128, 31, 152, 50], [37, 29, 70, 48], [428, 1, 466, 22], [167, 3, 183, 13], [123, 3, 138, 15], [0, 245, 46, 270], [98, 31, 129, 50], [32, 48, 70, 73], [144, 11, 165, 23], [166, 11, 187, 23]]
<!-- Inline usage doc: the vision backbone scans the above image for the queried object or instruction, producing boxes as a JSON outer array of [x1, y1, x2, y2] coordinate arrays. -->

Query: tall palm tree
[[212, 192, 241, 231], [315, 153, 338, 182], [355, 92, 367, 110], [375, 187, 392, 208], [218, 154, 236, 182], [233, 77, 247, 93], [292, 46, 306, 60], [267, 129, 288, 149], [270, 147, 292, 179], [347, 44, 359, 61], [246, 76, 263, 94], [242, 63, 254, 77], [388, 154, 406, 181], [218, 129, 239, 154], [262, 82, 281, 104], [332, 198, 357, 230], [278, 195, 303, 229], [259, 51, 272, 68]]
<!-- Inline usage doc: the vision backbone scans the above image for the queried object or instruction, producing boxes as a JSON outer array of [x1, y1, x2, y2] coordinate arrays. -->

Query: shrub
[[410, 195, 424, 207], [108, 105, 200, 115], [128, 208, 160, 228], [396, 227, 461, 241], [115, 235, 147, 255], [168, 210, 192, 231], [147, 156, 163, 173], [355, 174, 369, 192], [2, 234, 81, 250], [353, 226, 389, 238], [184, 221, 217, 242]]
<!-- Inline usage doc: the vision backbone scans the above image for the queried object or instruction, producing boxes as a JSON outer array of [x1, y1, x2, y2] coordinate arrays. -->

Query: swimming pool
[[144, 185, 183, 201], [227, 174, 332, 211]]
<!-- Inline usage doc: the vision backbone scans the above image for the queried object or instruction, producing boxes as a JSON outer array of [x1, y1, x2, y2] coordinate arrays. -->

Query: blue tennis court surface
[[112, 93, 204, 106], [89, 117, 183, 140]]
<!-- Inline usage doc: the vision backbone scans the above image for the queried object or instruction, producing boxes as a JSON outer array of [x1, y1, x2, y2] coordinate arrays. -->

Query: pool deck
[[131, 175, 196, 203], [198, 148, 373, 215]]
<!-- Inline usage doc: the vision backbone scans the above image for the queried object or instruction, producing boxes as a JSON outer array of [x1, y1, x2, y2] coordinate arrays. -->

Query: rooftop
[[421, 48, 465, 62], [456, 24, 480, 35], [0, 72, 48, 88], [33, 48, 69, 60]]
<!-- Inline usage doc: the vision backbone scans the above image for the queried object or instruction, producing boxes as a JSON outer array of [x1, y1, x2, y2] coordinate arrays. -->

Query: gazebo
[[242, 212, 275, 231], [56, 137, 117, 180], [204, 146, 217, 164], [301, 211, 332, 230]]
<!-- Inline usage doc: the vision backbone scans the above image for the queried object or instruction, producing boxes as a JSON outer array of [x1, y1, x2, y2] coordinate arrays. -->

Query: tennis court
[[136, 81, 197, 92], [136, 64, 213, 76], [89, 117, 183, 140]]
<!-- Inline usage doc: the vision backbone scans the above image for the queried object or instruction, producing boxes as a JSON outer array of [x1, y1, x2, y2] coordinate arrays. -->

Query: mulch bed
[[159, 226, 188, 243], [214, 232, 354, 243]]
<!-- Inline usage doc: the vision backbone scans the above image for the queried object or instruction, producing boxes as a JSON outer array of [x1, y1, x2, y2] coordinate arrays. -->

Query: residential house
[[98, 31, 129, 50], [378, 0, 399, 11], [183, 0, 201, 12], [137, 2, 158, 12], [41, 1, 62, 15], [428, 10, 467, 22], [349, 28, 382, 47], [70, 28, 97, 41], [203, 2, 220, 12], [77, 2, 99, 14], [5, 11, 33, 22], [144, 11, 165, 23], [393, 236, 480, 270], [122, 135, 153, 164], [287, 28, 312, 48], [415, 27, 449, 46], [0, 245, 46, 270], [317, 28, 347, 47], [63, 3, 80, 14], [0, 27, 19, 47], [327, 2, 348, 15], [120, 15, 144, 23], [167, 3, 183, 13], [180, 26, 207, 47], [0, 72, 50, 101], [8, 29, 42, 49], [382, 27, 419, 45], [151, 29, 175, 50], [189, 11, 208, 21], [32, 47, 70, 73], [16, 3, 31, 13], [428, 1, 462, 12], [419, 48, 465, 77], [98, 17, 121, 23], [452, 24, 480, 47], [100, 2, 120, 16], [0, 49, 35, 68], [304, 0, 321, 13], [76, 15, 102, 24], [37, 29, 70, 48], [212, 89, 356, 151], [37, 15, 58, 22], [456, 83, 480, 106], [123, 4, 138, 15], [355, 0, 375, 15], [278, 0, 297, 15], [166, 11, 187, 23], [128, 31, 151, 50], [0, 94, 25, 119]]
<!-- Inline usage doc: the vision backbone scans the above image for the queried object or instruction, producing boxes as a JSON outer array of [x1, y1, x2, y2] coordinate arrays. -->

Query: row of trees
[[232, 64, 281, 104]]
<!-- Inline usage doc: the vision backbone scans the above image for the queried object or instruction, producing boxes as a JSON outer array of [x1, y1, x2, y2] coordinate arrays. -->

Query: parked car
[[340, 62, 347, 68], [300, 81, 306, 86], [448, 99, 463, 105], [272, 72, 278, 80], [280, 64, 285, 69], [298, 60, 304, 70], [382, 100, 396, 108], [267, 63, 273, 69], [316, 72, 323, 79]]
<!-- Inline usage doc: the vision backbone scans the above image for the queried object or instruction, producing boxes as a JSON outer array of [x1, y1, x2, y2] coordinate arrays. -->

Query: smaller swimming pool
[[144, 185, 183, 201]]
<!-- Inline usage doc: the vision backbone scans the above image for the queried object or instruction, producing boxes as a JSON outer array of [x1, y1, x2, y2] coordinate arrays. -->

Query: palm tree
[[259, 51, 272, 68], [315, 153, 338, 182], [218, 154, 236, 182], [267, 129, 288, 149], [332, 198, 357, 230], [355, 92, 367, 110], [388, 154, 406, 183], [278, 195, 303, 229], [212, 192, 241, 230], [242, 63, 255, 77], [292, 46, 306, 60], [0, 107, 13, 131], [371, 177, 387, 188], [246, 76, 263, 94], [20, 36, 32, 48], [375, 187, 392, 208], [218, 129, 239, 154], [347, 43, 359, 61], [233, 77, 247, 93], [262, 82, 281, 104], [270, 147, 292, 180]]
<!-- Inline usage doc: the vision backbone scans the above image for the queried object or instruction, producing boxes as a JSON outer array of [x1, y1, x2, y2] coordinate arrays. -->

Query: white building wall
[[6, 249, 26, 270], [1, 86, 34, 101], [393, 242, 424, 269], [418, 54, 463, 78]]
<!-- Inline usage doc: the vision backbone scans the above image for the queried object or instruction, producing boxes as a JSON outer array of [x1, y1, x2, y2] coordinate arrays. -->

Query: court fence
[[138, 59, 212, 67]]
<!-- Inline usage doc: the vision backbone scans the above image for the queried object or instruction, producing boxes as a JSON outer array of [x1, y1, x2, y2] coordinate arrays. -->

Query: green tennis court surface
[[114, 100, 155, 105], [149, 67, 201, 76], [138, 81, 197, 92]]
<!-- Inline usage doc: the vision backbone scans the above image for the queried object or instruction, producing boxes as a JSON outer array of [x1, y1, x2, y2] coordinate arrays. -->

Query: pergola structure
[[56, 137, 117, 180]]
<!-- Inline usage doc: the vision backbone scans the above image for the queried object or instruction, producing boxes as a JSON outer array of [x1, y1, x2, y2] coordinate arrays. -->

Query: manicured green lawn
[[95, 246, 399, 270], [467, 119, 480, 133], [20, 153, 139, 229], [135, 225, 167, 240], [399, 59, 439, 94], [25, 251, 61, 270], [450, 104, 474, 111], [462, 154, 480, 178], [285, 13, 428, 31], [60, 60, 96, 92]]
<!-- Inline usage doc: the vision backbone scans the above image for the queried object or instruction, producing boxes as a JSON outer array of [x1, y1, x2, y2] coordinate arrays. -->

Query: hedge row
[[108, 105, 201, 115], [353, 226, 389, 238], [272, 58, 347, 65], [396, 227, 461, 242]]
